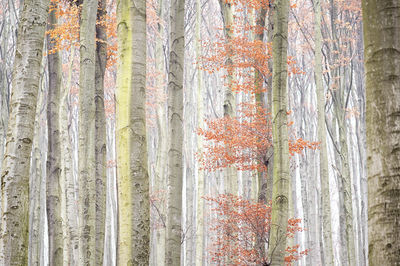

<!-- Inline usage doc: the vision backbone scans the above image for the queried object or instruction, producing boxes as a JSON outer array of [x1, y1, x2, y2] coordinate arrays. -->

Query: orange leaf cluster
[[197, 103, 319, 172], [197, 103, 272, 172], [205, 194, 307, 265], [46, 0, 117, 68]]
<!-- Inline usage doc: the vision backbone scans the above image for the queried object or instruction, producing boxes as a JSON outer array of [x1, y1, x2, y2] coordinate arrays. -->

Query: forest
[[0, 0, 398, 265]]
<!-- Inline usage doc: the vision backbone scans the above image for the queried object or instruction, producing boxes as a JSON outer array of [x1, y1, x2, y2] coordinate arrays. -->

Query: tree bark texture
[[165, 0, 185, 263], [0, 0, 49, 263], [218, 0, 238, 195], [78, 0, 100, 264], [94, 0, 108, 263], [116, 0, 150, 264], [268, 0, 290, 264], [46, 8, 64, 266], [362, 1, 400, 265]]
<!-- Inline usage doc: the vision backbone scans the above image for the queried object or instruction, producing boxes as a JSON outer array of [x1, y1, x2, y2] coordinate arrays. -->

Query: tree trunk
[[164, 0, 185, 263], [46, 7, 64, 265], [116, 0, 150, 264], [195, 0, 205, 263], [267, 0, 290, 264], [362, 1, 400, 265], [62, 47, 79, 265], [0, 0, 49, 263], [153, 0, 167, 262], [94, 0, 107, 263], [29, 67, 46, 266], [218, 0, 238, 195], [314, 0, 334, 264], [78, 0, 99, 263]]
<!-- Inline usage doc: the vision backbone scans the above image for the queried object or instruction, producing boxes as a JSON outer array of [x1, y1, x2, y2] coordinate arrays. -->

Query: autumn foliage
[[205, 194, 307, 265], [197, 102, 319, 172]]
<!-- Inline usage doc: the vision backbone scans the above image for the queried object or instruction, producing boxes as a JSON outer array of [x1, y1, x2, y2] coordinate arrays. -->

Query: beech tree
[[0, 0, 379, 264], [164, 0, 185, 263], [0, 0, 49, 263], [363, 0, 400, 265], [116, 0, 150, 264], [268, 0, 291, 264], [46, 3, 64, 264]]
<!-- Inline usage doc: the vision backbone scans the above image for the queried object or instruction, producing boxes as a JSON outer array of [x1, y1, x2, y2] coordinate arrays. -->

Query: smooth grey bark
[[46, 8, 64, 266], [29, 66, 47, 266], [165, 0, 185, 263], [116, 0, 150, 264], [62, 48, 79, 265], [362, 1, 400, 265], [94, 0, 107, 263], [268, 0, 290, 264], [0, 0, 49, 263], [218, 0, 238, 195], [78, 0, 99, 264]]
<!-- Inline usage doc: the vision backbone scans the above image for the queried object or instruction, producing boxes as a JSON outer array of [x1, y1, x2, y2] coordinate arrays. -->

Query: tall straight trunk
[[314, 0, 334, 264], [78, 0, 99, 263], [46, 8, 64, 266], [164, 0, 185, 263], [29, 68, 46, 266], [254, 5, 269, 261], [362, 1, 400, 265], [116, 0, 150, 264], [62, 47, 79, 265], [267, 0, 290, 264], [94, 0, 107, 263], [0, 0, 49, 263], [153, 0, 167, 263], [329, 1, 355, 263], [195, 0, 205, 263], [218, 0, 237, 195]]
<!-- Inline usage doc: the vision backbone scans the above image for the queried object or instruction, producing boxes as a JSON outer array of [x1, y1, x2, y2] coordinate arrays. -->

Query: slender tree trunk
[[195, 0, 205, 263], [153, 0, 167, 262], [254, 6, 269, 260], [78, 0, 99, 263], [267, 0, 290, 264], [314, 0, 334, 264], [329, 1, 355, 264], [29, 68, 46, 266], [116, 0, 150, 264], [218, 0, 238, 195], [46, 7, 64, 265], [164, 0, 185, 263], [362, 1, 400, 265], [0, 0, 49, 263], [94, 0, 107, 263], [62, 47, 79, 265]]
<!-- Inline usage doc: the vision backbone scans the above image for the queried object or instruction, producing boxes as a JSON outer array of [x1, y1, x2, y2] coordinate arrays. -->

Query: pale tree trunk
[[314, 0, 334, 264], [164, 0, 184, 263], [267, 0, 290, 264], [116, 0, 150, 264], [218, 0, 238, 195], [254, 5, 269, 261], [46, 8, 64, 265], [29, 66, 47, 266], [329, 1, 355, 263], [153, 0, 167, 262], [62, 47, 79, 265], [78, 0, 99, 263], [95, 0, 107, 263], [333, 91, 355, 266], [195, 0, 205, 263], [0, 0, 49, 263], [362, 1, 400, 265]]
